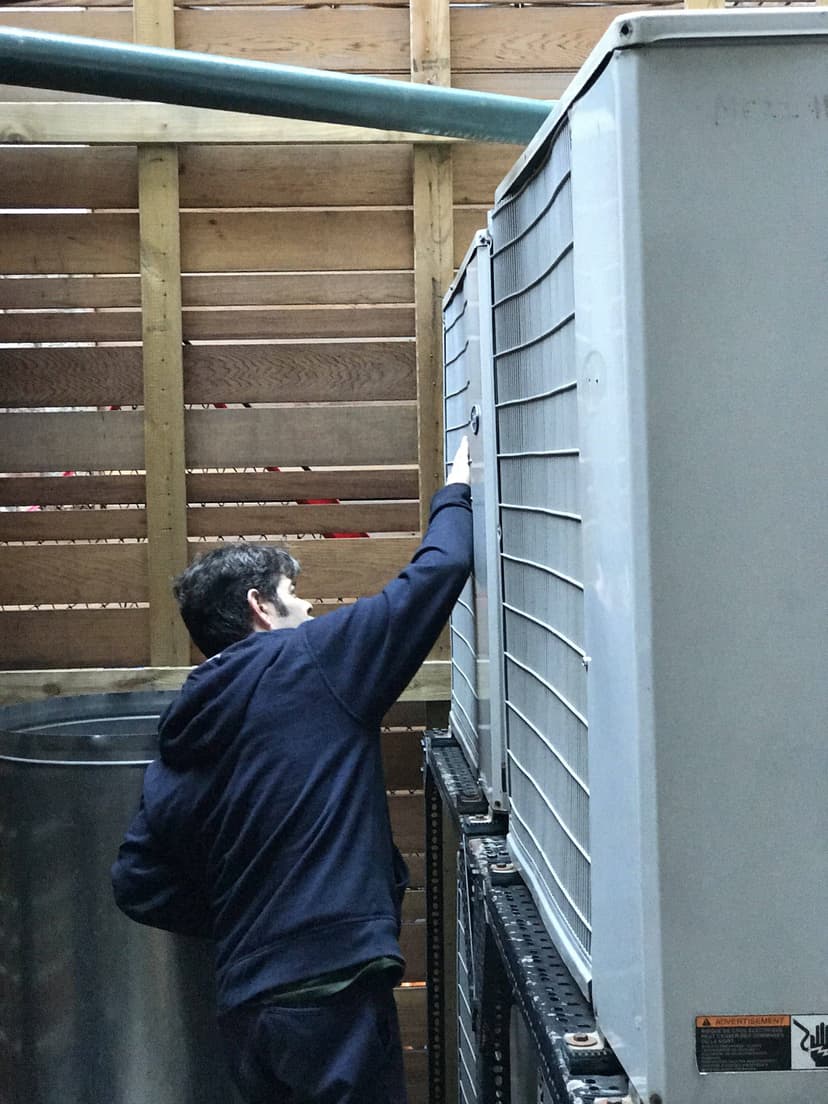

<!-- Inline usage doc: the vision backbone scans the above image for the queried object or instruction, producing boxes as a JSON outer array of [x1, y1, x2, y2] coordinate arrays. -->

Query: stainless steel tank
[[0, 691, 242, 1104]]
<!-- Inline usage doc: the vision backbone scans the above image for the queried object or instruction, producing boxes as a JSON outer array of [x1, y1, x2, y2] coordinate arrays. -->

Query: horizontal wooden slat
[[0, 102, 447, 145], [389, 790, 425, 854], [0, 272, 414, 310], [0, 405, 417, 471], [0, 501, 420, 542], [0, 305, 414, 344], [0, 146, 136, 208], [0, 9, 411, 70], [0, 342, 415, 407], [0, 210, 413, 273], [179, 144, 413, 207], [0, 536, 419, 604], [186, 502, 419, 537], [395, 986, 426, 1048], [0, 475, 146, 507], [406, 854, 426, 889], [0, 609, 149, 669], [0, 469, 419, 508], [454, 207, 489, 267], [0, 509, 146, 542], [452, 6, 642, 70], [453, 143, 522, 205], [0, 411, 144, 472], [0, 659, 450, 705], [455, 69, 575, 99], [187, 469, 420, 503], [399, 922, 426, 982], [0, 144, 414, 208], [382, 728, 426, 791], [0, 544, 147, 604], [176, 9, 411, 70], [185, 405, 418, 467]]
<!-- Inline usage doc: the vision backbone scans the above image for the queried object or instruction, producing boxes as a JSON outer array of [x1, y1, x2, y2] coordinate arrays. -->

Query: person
[[111, 437, 473, 1104]]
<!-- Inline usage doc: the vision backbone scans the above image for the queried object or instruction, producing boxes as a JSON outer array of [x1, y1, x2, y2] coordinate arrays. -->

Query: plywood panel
[[451, 6, 641, 70], [0, 146, 137, 208], [175, 9, 410, 71], [178, 145, 412, 207], [0, 272, 414, 310], [404, 1049, 427, 1104], [185, 405, 418, 467], [0, 210, 413, 274], [0, 411, 144, 473], [0, 609, 150, 669], [0, 342, 415, 407]]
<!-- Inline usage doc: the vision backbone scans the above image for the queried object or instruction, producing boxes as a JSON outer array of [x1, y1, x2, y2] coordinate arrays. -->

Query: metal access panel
[[500, 10, 828, 1104], [443, 232, 507, 808], [488, 120, 592, 989], [488, 9, 828, 1102]]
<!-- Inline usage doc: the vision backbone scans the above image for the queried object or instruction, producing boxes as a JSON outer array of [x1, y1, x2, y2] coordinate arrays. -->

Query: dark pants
[[217, 975, 409, 1104]]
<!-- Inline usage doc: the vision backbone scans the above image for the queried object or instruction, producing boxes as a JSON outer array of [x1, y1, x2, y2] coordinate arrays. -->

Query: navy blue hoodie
[[111, 483, 472, 1012]]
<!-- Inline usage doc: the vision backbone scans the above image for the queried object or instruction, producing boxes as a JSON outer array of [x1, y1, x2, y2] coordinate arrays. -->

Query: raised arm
[[305, 437, 473, 723]]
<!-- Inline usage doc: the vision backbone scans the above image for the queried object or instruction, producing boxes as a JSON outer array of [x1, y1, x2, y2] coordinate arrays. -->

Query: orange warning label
[[696, 1015, 790, 1029]]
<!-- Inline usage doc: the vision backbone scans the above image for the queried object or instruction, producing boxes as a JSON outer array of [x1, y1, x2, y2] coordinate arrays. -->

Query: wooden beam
[[0, 659, 450, 706], [134, 0, 190, 666], [411, 0, 454, 532], [0, 102, 459, 145]]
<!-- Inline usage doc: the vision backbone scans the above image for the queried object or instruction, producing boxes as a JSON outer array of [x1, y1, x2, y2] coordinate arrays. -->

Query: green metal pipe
[[0, 27, 553, 144]]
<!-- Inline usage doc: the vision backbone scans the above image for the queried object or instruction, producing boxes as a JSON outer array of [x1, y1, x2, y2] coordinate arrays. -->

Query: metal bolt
[[564, 1030, 601, 1049], [490, 862, 515, 874]]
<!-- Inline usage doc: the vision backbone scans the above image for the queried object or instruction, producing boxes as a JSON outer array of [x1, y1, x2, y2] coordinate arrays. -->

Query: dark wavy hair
[[173, 543, 300, 658]]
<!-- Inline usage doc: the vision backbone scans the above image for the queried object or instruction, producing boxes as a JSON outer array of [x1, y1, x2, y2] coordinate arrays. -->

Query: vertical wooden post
[[411, 0, 454, 534], [134, 0, 190, 665]]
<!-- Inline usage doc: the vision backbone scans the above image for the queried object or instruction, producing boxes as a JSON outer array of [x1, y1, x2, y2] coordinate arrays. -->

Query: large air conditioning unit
[[443, 11, 828, 1103]]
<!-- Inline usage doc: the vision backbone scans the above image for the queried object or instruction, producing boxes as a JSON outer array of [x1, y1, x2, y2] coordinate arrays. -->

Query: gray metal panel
[[443, 233, 507, 808], [489, 122, 592, 989], [496, 8, 828, 206], [572, 26, 828, 1104]]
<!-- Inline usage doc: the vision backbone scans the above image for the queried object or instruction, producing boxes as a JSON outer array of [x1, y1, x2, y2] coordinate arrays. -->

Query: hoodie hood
[[159, 631, 291, 768]]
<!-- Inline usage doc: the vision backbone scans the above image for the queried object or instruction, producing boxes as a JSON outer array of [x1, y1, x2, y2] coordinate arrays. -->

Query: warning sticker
[[696, 1014, 828, 1073]]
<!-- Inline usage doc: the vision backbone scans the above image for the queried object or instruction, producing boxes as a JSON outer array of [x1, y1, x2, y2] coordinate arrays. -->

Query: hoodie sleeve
[[111, 796, 212, 939], [305, 482, 473, 723]]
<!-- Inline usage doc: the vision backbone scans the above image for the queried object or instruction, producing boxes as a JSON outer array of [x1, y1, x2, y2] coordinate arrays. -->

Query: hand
[[446, 436, 471, 486]]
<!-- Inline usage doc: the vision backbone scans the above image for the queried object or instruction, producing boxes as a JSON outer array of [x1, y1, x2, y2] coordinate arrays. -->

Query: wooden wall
[[0, 0, 681, 673]]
